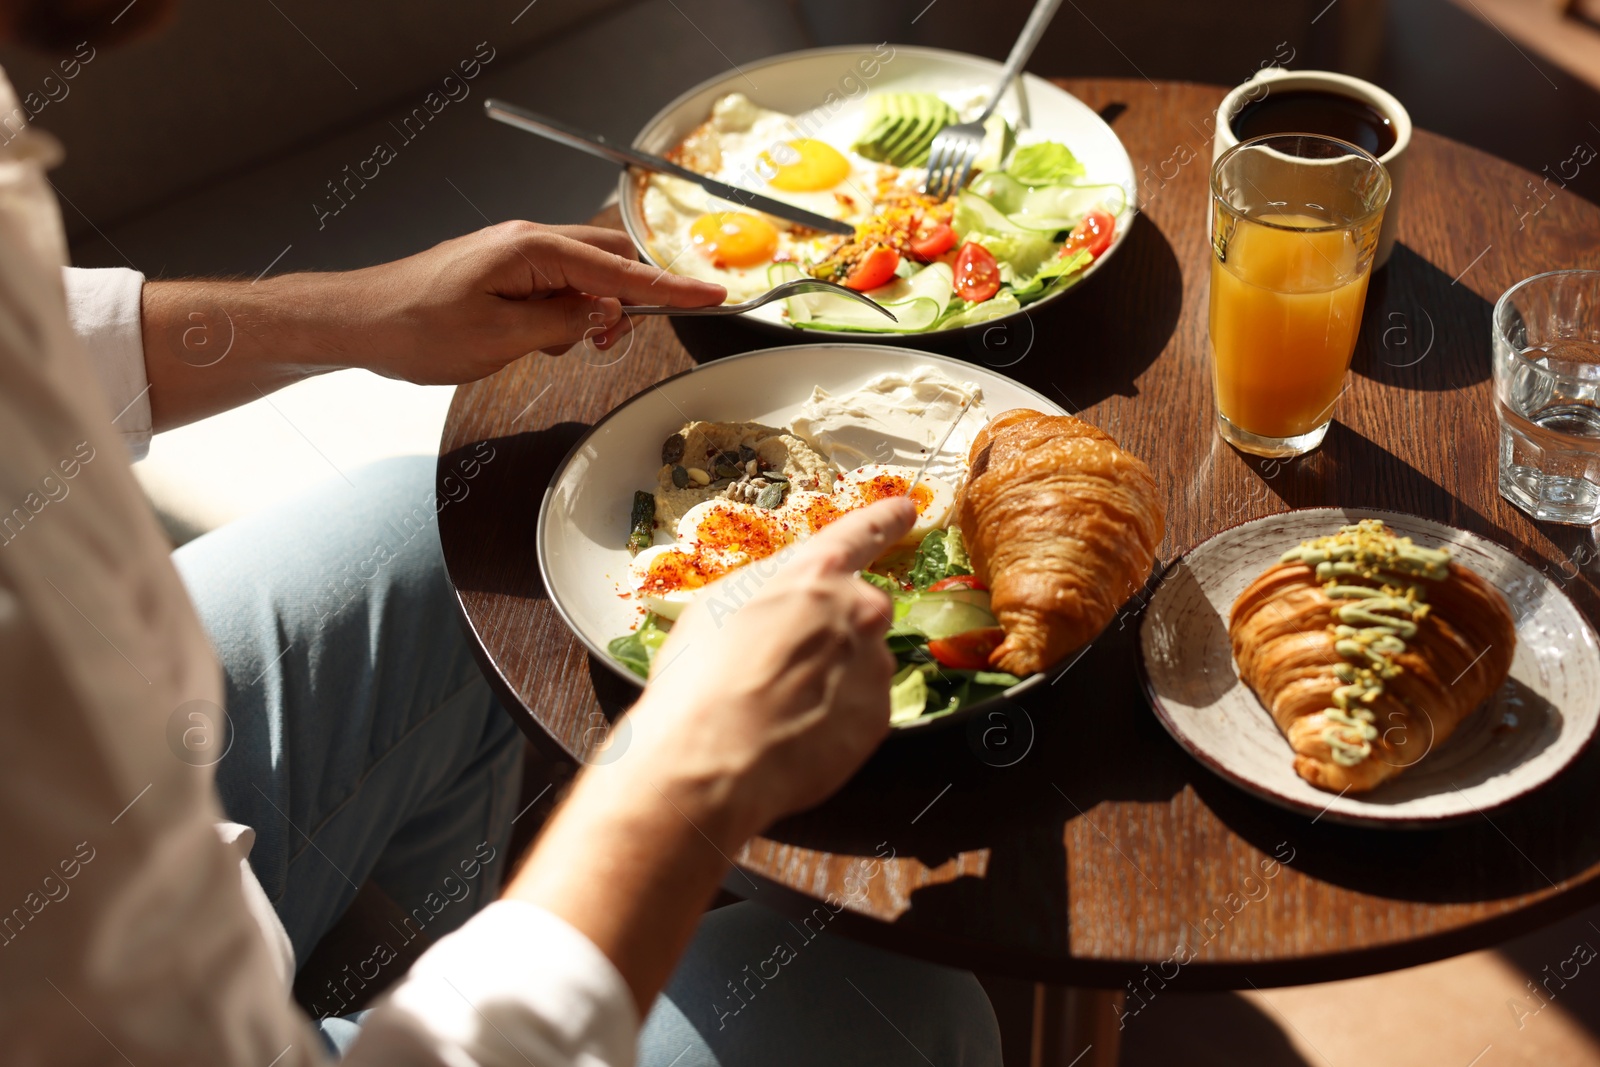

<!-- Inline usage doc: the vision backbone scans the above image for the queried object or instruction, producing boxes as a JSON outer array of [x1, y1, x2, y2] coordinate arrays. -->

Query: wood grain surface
[[437, 79, 1600, 989]]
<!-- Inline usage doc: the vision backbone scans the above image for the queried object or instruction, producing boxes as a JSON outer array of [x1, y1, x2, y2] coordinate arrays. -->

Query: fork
[[621, 277, 897, 321], [922, 0, 1066, 201]]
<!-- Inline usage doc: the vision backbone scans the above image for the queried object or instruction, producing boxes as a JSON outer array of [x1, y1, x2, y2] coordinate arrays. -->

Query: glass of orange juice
[[1208, 133, 1391, 457]]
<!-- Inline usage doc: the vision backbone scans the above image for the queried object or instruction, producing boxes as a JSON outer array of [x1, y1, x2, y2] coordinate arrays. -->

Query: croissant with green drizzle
[[1228, 520, 1515, 793]]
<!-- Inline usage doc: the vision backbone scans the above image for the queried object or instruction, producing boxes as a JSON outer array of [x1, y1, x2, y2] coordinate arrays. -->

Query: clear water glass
[[1494, 270, 1600, 525]]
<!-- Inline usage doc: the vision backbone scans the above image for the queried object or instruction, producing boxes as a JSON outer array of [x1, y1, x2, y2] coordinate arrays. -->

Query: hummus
[[654, 420, 836, 529]]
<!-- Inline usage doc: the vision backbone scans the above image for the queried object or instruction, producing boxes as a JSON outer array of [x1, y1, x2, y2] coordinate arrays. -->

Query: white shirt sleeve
[[61, 265, 150, 461], [347, 900, 641, 1067]]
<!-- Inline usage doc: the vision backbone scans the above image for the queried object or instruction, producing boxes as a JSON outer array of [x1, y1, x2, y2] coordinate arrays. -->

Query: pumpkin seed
[[671, 465, 690, 489], [755, 483, 785, 509], [739, 444, 757, 464], [708, 477, 735, 490], [662, 433, 686, 465]]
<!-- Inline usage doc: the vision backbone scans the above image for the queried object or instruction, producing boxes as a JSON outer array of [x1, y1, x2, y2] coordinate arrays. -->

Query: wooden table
[[438, 78, 1600, 1056]]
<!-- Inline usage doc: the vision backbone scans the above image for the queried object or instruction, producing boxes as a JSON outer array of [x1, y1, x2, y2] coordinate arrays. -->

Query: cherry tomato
[[844, 246, 900, 291], [909, 221, 957, 261], [954, 242, 1001, 303], [928, 575, 988, 592], [1060, 209, 1116, 260], [926, 627, 1005, 670]]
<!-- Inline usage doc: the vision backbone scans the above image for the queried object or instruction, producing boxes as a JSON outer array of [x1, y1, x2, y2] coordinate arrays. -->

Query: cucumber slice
[[939, 292, 1021, 329], [889, 664, 931, 723], [791, 297, 941, 332], [789, 262, 953, 333], [767, 262, 806, 322], [969, 170, 1030, 212], [891, 589, 998, 640], [954, 187, 1028, 237]]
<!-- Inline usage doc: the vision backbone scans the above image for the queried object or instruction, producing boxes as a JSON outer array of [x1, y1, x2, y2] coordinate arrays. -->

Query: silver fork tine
[[947, 144, 978, 202], [920, 0, 1066, 201], [620, 277, 898, 320], [922, 137, 947, 198], [931, 147, 949, 200]]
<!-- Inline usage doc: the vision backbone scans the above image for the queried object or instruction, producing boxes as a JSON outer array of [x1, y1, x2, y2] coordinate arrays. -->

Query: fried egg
[[640, 93, 898, 301]]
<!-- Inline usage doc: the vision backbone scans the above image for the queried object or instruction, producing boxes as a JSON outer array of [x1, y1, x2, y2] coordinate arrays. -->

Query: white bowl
[[536, 343, 1072, 730], [619, 44, 1138, 338]]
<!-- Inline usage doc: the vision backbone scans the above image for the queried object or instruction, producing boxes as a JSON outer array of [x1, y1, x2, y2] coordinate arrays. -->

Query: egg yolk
[[689, 212, 778, 268], [854, 472, 934, 512], [788, 494, 847, 535], [637, 549, 720, 595], [687, 503, 788, 560], [762, 139, 851, 192]]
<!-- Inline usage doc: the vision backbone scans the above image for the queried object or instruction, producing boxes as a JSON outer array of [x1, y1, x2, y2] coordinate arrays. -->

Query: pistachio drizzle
[[1277, 520, 1452, 767]]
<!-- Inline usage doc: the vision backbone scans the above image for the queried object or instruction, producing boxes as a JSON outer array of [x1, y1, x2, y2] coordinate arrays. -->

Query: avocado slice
[[852, 92, 958, 168], [971, 113, 1015, 172]]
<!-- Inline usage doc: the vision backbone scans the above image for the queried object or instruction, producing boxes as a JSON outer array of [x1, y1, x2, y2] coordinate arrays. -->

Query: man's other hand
[[339, 221, 725, 382]]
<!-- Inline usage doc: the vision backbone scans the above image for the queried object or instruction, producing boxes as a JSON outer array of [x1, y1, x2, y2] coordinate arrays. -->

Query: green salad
[[777, 92, 1127, 335], [608, 526, 1022, 727]]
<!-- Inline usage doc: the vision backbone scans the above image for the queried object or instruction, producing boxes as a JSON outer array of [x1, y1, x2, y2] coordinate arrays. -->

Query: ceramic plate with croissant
[[537, 343, 1166, 734], [1138, 509, 1600, 827]]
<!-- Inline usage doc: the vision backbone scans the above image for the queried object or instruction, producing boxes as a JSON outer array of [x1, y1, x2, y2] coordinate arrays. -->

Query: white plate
[[536, 343, 1069, 729], [1137, 508, 1600, 827], [619, 44, 1137, 337]]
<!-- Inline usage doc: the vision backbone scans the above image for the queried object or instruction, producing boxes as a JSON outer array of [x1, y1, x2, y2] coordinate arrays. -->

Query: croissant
[[1228, 520, 1516, 793], [958, 409, 1165, 675]]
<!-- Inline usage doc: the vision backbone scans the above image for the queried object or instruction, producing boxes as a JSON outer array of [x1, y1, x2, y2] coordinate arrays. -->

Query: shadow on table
[[1120, 990, 1311, 1067], [437, 423, 591, 599], [1247, 420, 1600, 612], [668, 210, 1183, 417], [1351, 242, 1494, 391], [1493, 897, 1600, 1046], [1191, 708, 1600, 905], [761, 614, 1191, 959]]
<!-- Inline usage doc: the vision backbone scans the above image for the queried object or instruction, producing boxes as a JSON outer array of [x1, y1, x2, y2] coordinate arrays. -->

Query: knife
[[483, 98, 857, 237]]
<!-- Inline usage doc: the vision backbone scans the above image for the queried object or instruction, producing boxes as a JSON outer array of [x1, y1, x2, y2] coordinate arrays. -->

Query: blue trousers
[[175, 456, 1001, 1065]]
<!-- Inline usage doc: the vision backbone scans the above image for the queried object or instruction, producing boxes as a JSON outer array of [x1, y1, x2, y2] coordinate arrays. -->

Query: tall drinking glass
[[1208, 134, 1391, 457], [1494, 270, 1600, 525]]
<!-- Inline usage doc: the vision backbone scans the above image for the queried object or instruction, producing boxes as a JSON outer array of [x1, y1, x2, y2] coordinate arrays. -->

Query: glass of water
[[1495, 270, 1600, 525]]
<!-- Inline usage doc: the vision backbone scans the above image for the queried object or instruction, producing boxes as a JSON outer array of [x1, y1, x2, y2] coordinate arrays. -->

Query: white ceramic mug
[[1213, 67, 1412, 268]]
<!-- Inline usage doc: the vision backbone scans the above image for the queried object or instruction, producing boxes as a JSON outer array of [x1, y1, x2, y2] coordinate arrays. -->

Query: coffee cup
[[1213, 67, 1412, 268]]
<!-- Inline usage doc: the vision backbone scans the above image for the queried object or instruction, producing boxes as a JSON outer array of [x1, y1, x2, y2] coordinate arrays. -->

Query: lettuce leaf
[[607, 613, 671, 679], [908, 526, 972, 590], [1011, 248, 1094, 303], [859, 570, 900, 594], [1006, 141, 1086, 185]]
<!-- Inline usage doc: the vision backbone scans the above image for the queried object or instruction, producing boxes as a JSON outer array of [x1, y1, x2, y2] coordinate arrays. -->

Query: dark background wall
[[1, 0, 1591, 273]]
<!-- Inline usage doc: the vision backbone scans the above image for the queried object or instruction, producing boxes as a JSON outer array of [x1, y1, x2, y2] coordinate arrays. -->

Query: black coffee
[[1230, 89, 1397, 157]]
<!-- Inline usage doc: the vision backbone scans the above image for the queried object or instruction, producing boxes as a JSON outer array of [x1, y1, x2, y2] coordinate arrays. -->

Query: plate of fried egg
[[536, 343, 1071, 729], [619, 45, 1137, 336]]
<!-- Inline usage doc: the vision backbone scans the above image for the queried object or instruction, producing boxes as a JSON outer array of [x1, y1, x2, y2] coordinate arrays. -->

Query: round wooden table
[[438, 79, 1600, 997]]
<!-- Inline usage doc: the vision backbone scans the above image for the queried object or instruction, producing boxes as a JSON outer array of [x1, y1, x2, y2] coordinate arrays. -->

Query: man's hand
[[503, 498, 916, 1012], [335, 221, 725, 382], [626, 497, 915, 843], [140, 221, 725, 430]]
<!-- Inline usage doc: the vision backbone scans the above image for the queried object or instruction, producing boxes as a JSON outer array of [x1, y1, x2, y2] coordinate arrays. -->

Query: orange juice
[[1208, 213, 1372, 440]]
